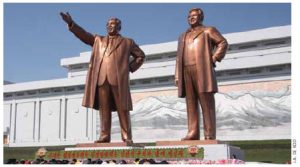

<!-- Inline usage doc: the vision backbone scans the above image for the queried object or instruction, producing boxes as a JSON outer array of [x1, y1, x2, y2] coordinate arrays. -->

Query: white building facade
[[4, 25, 291, 147]]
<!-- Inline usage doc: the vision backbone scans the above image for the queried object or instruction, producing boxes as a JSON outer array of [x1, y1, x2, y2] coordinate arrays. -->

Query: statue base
[[76, 142, 128, 148], [156, 139, 222, 146], [45, 140, 244, 162]]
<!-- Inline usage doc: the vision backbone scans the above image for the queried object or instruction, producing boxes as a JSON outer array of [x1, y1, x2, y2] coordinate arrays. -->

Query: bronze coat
[[175, 26, 228, 98], [69, 23, 145, 111]]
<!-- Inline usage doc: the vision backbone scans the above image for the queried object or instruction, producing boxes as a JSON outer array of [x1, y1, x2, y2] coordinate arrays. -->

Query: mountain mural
[[108, 86, 291, 140]]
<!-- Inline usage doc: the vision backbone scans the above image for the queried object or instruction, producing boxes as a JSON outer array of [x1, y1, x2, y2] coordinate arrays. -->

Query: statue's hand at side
[[175, 79, 178, 87], [60, 12, 73, 26]]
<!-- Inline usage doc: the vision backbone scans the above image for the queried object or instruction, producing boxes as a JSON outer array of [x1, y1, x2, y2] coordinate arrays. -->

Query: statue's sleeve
[[69, 22, 95, 47], [129, 40, 145, 73], [208, 27, 228, 62]]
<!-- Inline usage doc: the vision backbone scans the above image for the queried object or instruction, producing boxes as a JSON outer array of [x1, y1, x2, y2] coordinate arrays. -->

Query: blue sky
[[4, 3, 291, 83]]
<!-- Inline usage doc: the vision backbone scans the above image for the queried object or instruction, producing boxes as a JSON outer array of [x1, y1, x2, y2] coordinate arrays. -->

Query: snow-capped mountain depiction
[[108, 86, 291, 141]]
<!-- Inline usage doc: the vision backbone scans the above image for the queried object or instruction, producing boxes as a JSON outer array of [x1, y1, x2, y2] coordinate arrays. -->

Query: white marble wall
[[4, 92, 97, 147]]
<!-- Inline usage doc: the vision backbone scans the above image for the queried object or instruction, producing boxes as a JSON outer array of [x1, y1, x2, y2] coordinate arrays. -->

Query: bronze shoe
[[124, 139, 133, 146], [94, 136, 110, 143], [204, 136, 215, 140], [181, 134, 199, 141]]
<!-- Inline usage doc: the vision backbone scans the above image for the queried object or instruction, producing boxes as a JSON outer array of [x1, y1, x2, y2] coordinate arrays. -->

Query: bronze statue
[[60, 12, 145, 143], [175, 8, 228, 140]]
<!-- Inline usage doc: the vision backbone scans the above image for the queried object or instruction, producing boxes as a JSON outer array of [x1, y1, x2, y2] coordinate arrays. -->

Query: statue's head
[[188, 8, 204, 27], [106, 17, 122, 35]]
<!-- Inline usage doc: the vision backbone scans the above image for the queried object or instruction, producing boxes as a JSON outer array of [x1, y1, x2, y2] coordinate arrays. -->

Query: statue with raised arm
[[60, 12, 145, 143], [175, 8, 228, 140]]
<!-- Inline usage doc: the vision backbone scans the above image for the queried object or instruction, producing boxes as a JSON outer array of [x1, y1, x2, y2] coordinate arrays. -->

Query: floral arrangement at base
[[167, 159, 245, 164]]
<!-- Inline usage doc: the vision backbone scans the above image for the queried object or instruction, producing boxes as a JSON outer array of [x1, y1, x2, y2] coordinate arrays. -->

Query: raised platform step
[[156, 140, 222, 146], [76, 142, 152, 148], [55, 140, 244, 161], [76, 140, 222, 148], [76, 142, 128, 148]]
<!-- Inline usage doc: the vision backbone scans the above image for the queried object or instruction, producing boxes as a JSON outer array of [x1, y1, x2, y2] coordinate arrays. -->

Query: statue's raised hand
[[60, 12, 73, 25]]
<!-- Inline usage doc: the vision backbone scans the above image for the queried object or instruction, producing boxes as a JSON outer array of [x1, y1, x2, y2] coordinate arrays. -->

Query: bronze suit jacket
[[98, 50, 118, 86], [175, 26, 228, 98], [69, 23, 145, 111]]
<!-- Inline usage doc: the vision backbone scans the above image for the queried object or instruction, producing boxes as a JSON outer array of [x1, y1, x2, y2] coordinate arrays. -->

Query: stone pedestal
[[156, 140, 222, 146], [62, 140, 244, 161], [198, 144, 244, 160], [45, 140, 244, 162], [155, 140, 244, 160], [76, 142, 128, 148]]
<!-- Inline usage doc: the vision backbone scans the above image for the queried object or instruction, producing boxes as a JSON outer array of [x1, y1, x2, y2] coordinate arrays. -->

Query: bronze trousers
[[183, 65, 216, 140], [98, 80, 132, 142]]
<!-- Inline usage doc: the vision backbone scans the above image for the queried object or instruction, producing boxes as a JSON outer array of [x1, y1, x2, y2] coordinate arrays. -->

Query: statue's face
[[106, 19, 120, 35], [188, 10, 201, 27]]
